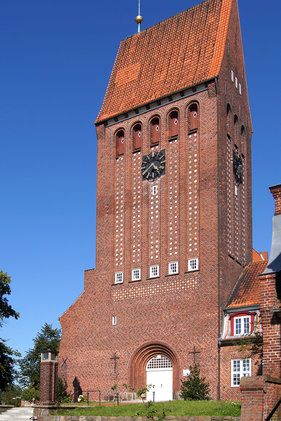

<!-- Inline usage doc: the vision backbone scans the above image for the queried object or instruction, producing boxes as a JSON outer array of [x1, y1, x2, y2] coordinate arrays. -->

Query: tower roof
[[96, 0, 233, 124]]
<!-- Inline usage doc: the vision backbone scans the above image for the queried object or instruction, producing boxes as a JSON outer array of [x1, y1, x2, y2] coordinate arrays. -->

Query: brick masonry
[[58, 0, 252, 402]]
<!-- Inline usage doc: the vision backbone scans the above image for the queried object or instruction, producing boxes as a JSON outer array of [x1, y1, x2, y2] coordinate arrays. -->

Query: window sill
[[112, 282, 123, 286], [128, 279, 142, 283], [185, 269, 199, 274], [146, 276, 160, 280], [165, 273, 179, 277]]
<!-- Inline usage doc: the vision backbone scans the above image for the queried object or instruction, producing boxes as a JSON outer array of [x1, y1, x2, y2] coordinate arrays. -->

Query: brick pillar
[[39, 352, 58, 404], [260, 272, 281, 378]]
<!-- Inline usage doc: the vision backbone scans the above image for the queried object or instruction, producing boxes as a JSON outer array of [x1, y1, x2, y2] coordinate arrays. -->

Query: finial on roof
[[135, 0, 143, 33]]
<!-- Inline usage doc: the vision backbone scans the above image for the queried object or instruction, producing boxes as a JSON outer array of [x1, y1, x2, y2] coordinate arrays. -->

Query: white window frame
[[150, 265, 159, 278], [235, 76, 238, 88], [231, 359, 251, 387], [152, 185, 158, 195], [132, 268, 141, 281], [168, 261, 178, 275], [112, 316, 117, 326], [239, 83, 242, 95], [231, 70, 234, 82], [115, 271, 123, 284], [188, 258, 199, 272], [234, 315, 251, 336]]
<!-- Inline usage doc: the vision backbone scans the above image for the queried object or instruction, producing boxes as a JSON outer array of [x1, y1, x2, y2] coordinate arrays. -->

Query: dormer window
[[188, 104, 198, 133], [116, 130, 125, 157], [151, 117, 160, 145], [169, 111, 179, 138], [133, 124, 142, 151], [230, 312, 255, 336]]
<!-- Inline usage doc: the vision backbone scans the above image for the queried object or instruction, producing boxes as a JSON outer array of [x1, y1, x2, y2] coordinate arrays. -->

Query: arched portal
[[130, 342, 179, 400]]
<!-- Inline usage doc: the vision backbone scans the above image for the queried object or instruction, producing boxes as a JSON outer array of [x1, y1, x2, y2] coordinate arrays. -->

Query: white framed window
[[234, 316, 251, 336], [231, 70, 234, 82], [112, 316, 117, 326], [168, 261, 178, 275], [239, 83, 242, 95], [132, 268, 141, 281], [235, 77, 238, 88], [150, 265, 159, 278], [231, 359, 251, 387], [188, 258, 199, 272], [115, 271, 123, 284], [152, 185, 158, 195]]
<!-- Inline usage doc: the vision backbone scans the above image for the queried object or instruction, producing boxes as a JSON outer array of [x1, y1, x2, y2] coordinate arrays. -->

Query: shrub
[[180, 364, 210, 400]]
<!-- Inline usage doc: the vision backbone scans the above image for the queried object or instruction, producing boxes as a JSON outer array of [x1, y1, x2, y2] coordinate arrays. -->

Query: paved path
[[0, 407, 34, 420]]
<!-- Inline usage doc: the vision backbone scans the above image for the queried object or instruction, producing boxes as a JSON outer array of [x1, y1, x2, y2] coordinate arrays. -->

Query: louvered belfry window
[[188, 104, 198, 132], [133, 124, 142, 150], [151, 117, 160, 145], [170, 111, 179, 137], [116, 130, 125, 156]]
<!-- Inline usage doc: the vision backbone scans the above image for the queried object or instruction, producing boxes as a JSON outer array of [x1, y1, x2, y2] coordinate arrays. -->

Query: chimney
[[269, 184, 281, 215]]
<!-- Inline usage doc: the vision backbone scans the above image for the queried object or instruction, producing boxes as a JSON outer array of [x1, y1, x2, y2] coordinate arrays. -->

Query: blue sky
[[1, 0, 281, 359]]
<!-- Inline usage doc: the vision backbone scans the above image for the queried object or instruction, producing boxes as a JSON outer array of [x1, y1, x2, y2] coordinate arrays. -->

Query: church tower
[[59, 0, 252, 400]]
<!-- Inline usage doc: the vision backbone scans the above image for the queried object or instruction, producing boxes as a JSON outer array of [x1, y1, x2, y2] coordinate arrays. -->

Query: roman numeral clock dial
[[141, 150, 166, 181]]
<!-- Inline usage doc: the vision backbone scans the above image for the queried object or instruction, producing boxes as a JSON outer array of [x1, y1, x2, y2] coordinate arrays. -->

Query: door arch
[[129, 342, 179, 399]]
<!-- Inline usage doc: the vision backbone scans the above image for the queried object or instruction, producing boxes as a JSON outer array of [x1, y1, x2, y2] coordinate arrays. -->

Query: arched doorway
[[146, 355, 173, 401], [130, 342, 179, 401]]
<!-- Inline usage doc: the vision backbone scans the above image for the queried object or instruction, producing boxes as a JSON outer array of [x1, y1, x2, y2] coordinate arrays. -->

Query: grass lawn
[[53, 400, 241, 417]]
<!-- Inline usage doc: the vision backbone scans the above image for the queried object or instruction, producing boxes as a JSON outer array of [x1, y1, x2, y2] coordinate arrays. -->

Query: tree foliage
[[18, 323, 61, 389], [0, 271, 20, 391], [180, 364, 210, 401]]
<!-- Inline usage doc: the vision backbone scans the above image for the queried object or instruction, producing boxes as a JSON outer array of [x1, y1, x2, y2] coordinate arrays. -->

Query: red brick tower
[[59, 0, 252, 400]]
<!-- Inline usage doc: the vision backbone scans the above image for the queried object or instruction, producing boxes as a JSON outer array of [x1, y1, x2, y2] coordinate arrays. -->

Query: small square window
[[168, 261, 178, 275], [112, 316, 117, 326], [152, 186, 158, 195], [188, 258, 199, 272], [115, 271, 123, 284], [150, 265, 159, 278], [132, 268, 141, 281]]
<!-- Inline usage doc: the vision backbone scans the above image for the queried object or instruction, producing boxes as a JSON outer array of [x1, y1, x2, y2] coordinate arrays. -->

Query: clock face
[[141, 150, 165, 181], [233, 149, 244, 184]]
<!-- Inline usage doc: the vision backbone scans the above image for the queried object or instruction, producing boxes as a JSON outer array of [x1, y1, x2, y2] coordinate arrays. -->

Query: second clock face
[[141, 150, 165, 181]]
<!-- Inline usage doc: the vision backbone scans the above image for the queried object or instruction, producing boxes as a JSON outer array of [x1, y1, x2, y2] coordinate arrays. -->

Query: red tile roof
[[227, 259, 268, 309], [96, 0, 233, 123]]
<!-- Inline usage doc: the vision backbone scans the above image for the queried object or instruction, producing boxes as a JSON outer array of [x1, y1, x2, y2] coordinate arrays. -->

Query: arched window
[[151, 117, 160, 145], [133, 124, 142, 151], [169, 111, 179, 137], [116, 130, 125, 156], [188, 104, 198, 132]]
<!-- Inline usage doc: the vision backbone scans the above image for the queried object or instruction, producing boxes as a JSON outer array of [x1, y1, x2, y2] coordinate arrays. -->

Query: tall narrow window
[[116, 130, 125, 156], [151, 117, 160, 145], [227, 104, 232, 134], [133, 124, 142, 151], [169, 111, 179, 137], [188, 104, 198, 132]]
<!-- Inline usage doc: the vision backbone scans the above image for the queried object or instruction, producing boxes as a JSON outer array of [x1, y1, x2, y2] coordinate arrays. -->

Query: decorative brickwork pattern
[[167, 138, 179, 259], [187, 133, 199, 256], [115, 156, 125, 270], [131, 152, 142, 267], [112, 277, 200, 301]]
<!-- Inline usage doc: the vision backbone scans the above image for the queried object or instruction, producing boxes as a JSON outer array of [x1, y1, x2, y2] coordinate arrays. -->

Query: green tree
[[18, 323, 61, 390], [0, 271, 20, 391], [180, 364, 210, 400]]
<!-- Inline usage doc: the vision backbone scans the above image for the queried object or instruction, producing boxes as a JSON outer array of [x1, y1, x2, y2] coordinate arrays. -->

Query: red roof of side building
[[226, 251, 268, 309], [96, 0, 233, 123]]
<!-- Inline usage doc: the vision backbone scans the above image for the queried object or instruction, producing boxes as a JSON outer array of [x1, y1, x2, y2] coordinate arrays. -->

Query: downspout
[[215, 76, 221, 401]]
